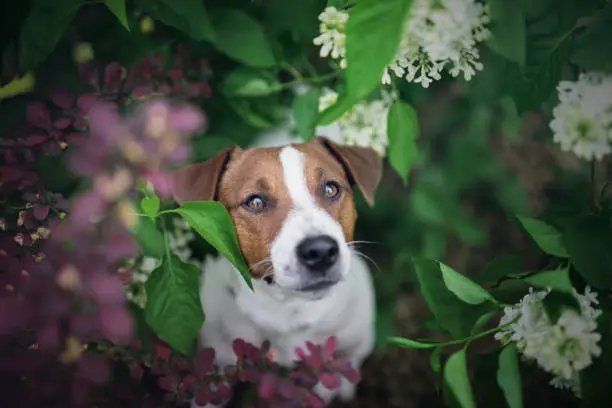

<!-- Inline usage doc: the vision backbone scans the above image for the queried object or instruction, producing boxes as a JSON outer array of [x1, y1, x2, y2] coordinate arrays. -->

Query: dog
[[170, 131, 382, 407]]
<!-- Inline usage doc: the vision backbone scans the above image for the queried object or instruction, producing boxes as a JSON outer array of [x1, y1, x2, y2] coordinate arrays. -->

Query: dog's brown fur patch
[[217, 140, 357, 278]]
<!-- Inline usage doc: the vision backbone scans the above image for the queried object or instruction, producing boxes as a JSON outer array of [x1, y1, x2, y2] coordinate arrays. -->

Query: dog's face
[[170, 137, 382, 299]]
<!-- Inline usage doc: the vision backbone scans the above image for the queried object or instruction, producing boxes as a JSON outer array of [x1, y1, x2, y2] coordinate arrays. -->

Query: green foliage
[[319, 0, 411, 124], [439, 262, 498, 306], [221, 67, 283, 98], [293, 87, 323, 141], [387, 100, 419, 184], [19, 0, 83, 73], [497, 345, 524, 408], [473, 253, 524, 286], [570, 7, 612, 71], [579, 311, 612, 406], [412, 258, 496, 339], [145, 253, 204, 356], [168, 202, 252, 290], [516, 216, 568, 258], [444, 349, 476, 408], [141, 195, 160, 220], [104, 0, 130, 31], [135, 0, 215, 42], [131, 217, 165, 259], [211, 8, 276, 68], [486, 0, 526, 68], [561, 214, 612, 289]]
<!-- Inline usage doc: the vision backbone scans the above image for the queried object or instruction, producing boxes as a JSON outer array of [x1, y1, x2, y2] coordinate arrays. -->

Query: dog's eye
[[243, 195, 266, 212], [323, 181, 341, 200]]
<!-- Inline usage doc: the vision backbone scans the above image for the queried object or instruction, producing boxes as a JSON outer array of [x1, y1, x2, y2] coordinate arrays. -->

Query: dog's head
[[170, 137, 382, 299]]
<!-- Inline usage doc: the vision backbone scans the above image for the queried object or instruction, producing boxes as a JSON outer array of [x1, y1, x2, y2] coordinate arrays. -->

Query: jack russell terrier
[[170, 132, 382, 407]]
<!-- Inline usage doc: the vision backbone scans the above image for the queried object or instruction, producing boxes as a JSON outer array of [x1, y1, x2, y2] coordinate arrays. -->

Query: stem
[[437, 316, 518, 347], [590, 160, 598, 209], [279, 71, 340, 91]]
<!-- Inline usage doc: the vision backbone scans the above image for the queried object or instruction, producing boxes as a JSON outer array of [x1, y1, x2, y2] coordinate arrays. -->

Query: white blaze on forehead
[[279, 146, 316, 209]]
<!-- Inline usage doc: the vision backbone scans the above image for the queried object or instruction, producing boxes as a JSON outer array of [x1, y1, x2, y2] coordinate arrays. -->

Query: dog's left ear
[[170, 146, 239, 205], [314, 137, 382, 207]]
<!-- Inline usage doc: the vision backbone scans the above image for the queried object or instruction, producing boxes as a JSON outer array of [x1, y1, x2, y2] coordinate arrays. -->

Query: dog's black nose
[[296, 235, 339, 271]]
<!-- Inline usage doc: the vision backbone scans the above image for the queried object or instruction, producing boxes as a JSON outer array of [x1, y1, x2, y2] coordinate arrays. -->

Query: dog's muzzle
[[293, 234, 341, 293], [296, 235, 339, 271]]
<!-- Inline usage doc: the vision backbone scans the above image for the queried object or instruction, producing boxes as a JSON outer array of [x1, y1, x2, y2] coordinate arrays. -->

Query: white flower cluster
[[123, 217, 200, 308], [313, 7, 349, 69], [495, 287, 603, 396], [313, 0, 490, 88], [550, 72, 612, 161], [317, 88, 392, 157]]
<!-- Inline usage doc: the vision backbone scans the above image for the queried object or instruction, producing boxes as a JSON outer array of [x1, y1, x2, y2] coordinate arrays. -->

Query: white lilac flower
[[383, 0, 490, 87], [123, 217, 200, 308], [316, 88, 393, 157], [313, 0, 489, 88], [495, 286, 602, 397], [549, 72, 612, 161], [313, 6, 349, 69]]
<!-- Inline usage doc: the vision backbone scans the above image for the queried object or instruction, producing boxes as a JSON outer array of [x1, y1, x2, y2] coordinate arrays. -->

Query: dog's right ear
[[170, 146, 239, 205]]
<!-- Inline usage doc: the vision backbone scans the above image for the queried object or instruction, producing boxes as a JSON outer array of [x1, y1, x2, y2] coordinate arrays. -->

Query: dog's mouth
[[297, 278, 340, 293]]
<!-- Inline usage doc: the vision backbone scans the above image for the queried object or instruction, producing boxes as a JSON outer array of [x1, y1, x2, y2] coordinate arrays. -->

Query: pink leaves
[[51, 89, 73, 109], [195, 348, 216, 378], [104, 62, 125, 92], [27, 102, 52, 129]]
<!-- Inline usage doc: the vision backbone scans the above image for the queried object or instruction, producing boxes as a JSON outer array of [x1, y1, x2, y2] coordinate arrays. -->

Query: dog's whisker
[[350, 248, 381, 274], [261, 266, 275, 280], [249, 257, 272, 272], [347, 240, 378, 248]]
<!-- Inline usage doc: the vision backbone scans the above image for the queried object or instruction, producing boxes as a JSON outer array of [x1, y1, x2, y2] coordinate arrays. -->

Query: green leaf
[[387, 101, 419, 184], [516, 216, 568, 257], [327, 0, 350, 7], [561, 215, 612, 289], [521, 266, 573, 294], [135, 0, 215, 42], [570, 8, 612, 72], [444, 349, 476, 408], [141, 195, 160, 220], [413, 258, 496, 339], [104, 0, 130, 31], [345, 0, 411, 100], [504, 0, 600, 114], [430, 347, 443, 373], [473, 350, 510, 407], [171, 201, 252, 290], [470, 310, 497, 337], [131, 217, 165, 258], [439, 262, 498, 305], [145, 254, 204, 355], [221, 67, 282, 97], [263, 0, 324, 44], [497, 344, 523, 408], [19, 0, 83, 73], [580, 311, 612, 407], [486, 0, 526, 68], [293, 87, 322, 141], [318, 0, 411, 124], [388, 337, 439, 349], [473, 253, 524, 285], [212, 8, 276, 68], [227, 99, 274, 129]]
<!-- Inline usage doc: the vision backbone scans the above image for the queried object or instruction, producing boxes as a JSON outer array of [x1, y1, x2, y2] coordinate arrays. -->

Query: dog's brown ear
[[170, 146, 238, 205], [314, 137, 382, 207]]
